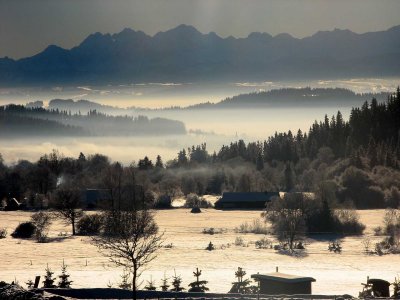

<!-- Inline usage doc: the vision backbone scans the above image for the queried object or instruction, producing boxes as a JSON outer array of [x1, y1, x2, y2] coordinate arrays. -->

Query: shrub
[[383, 209, 400, 236], [0, 228, 7, 239], [373, 226, 383, 236], [184, 193, 212, 208], [153, 195, 172, 209], [235, 236, 245, 246], [77, 214, 103, 235], [385, 187, 400, 208], [376, 209, 400, 254], [333, 209, 365, 235], [190, 207, 201, 213], [11, 222, 36, 239], [31, 211, 52, 242], [202, 227, 224, 235], [255, 237, 272, 249], [163, 243, 173, 249], [328, 240, 342, 253], [234, 219, 269, 234], [205, 241, 215, 251], [203, 228, 215, 235]]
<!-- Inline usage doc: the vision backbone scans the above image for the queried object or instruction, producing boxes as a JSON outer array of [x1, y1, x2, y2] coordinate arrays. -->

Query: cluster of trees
[[213, 87, 390, 108], [0, 104, 186, 136], [263, 192, 366, 251]]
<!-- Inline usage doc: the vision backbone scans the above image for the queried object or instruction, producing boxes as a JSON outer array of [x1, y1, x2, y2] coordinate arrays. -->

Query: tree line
[[0, 104, 186, 136]]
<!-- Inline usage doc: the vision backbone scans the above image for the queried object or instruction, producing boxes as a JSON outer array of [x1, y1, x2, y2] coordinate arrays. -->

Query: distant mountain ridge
[[1, 24, 399, 85]]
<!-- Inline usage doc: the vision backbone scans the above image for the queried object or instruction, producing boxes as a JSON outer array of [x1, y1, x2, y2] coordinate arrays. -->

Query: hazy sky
[[1, 0, 400, 59]]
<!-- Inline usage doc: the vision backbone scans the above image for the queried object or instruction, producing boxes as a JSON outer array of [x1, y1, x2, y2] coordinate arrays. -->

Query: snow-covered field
[[0, 209, 398, 296]]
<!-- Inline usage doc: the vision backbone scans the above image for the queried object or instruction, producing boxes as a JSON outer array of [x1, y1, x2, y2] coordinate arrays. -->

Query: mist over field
[[1, 78, 398, 108]]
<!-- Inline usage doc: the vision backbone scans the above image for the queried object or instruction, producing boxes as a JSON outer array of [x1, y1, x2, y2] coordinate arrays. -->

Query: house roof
[[251, 272, 316, 283], [219, 192, 280, 203]]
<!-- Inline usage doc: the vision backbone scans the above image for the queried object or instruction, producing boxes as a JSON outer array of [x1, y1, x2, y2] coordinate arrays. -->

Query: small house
[[214, 192, 279, 209], [251, 269, 316, 295]]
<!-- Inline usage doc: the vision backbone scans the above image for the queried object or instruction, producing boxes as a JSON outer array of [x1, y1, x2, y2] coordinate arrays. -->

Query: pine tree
[[229, 267, 251, 294], [188, 268, 209, 292], [283, 162, 294, 191], [26, 279, 34, 289], [256, 152, 264, 171], [58, 260, 73, 288], [42, 264, 56, 288], [118, 269, 132, 290], [144, 276, 157, 291], [205, 241, 215, 251], [155, 155, 164, 168], [170, 270, 185, 292], [160, 273, 170, 291]]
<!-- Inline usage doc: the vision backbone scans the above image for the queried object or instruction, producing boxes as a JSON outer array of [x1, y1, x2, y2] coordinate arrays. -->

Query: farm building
[[214, 192, 279, 209], [84, 189, 111, 208], [251, 270, 316, 295]]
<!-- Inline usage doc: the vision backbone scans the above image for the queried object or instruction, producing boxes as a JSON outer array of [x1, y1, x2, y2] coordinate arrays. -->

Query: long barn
[[214, 192, 280, 209]]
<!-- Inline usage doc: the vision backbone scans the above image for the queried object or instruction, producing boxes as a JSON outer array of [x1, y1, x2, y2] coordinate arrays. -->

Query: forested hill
[[173, 87, 400, 167], [167, 87, 400, 208], [182, 88, 391, 110], [0, 105, 186, 137]]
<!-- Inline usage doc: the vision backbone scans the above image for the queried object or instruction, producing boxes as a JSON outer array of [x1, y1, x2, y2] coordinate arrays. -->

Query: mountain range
[[1, 24, 400, 86]]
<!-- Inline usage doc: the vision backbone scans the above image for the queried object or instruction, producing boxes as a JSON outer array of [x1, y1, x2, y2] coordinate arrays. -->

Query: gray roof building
[[214, 192, 280, 209], [252, 270, 316, 295]]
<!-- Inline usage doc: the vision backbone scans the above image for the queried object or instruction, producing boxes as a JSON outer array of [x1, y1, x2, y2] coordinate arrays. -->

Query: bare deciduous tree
[[53, 187, 83, 235], [263, 194, 306, 251], [92, 209, 163, 300], [31, 211, 52, 242]]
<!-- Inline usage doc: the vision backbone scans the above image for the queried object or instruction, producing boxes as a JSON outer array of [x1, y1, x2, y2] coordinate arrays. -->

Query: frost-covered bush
[[31, 211, 52, 242], [255, 237, 272, 249], [333, 209, 365, 235], [184, 194, 212, 208], [0, 228, 7, 239], [235, 236, 245, 246], [235, 219, 269, 234], [77, 213, 103, 235]]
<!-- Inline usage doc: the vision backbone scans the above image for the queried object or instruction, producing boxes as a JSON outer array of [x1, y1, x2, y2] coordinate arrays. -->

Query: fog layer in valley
[[0, 107, 350, 165], [0, 78, 398, 164], [0, 78, 398, 108]]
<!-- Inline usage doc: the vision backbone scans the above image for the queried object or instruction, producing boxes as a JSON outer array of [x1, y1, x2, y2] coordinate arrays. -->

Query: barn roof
[[251, 272, 316, 283], [218, 192, 279, 202]]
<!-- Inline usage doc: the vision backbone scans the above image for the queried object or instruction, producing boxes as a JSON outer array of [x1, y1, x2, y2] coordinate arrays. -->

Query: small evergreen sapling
[[160, 273, 170, 291], [205, 241, 215, 251], [144, 276, 156, 291], [118, 269, 132, 290], [188, 268, 209, 292], [26, 279, 34, 289], [58, 260, 72, 288], [42, 264, 56, 288], [170, 270, 185, 292], [229, 267, 258, 294]]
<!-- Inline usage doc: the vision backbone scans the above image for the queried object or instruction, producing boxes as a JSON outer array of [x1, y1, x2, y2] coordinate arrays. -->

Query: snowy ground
[[0, 209, 398, 296]]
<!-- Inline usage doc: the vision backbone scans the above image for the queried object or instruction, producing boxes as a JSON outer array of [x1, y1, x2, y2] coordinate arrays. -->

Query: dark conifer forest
[[0, 105, 186, 137]]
